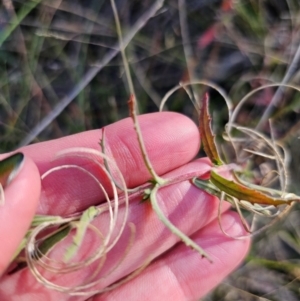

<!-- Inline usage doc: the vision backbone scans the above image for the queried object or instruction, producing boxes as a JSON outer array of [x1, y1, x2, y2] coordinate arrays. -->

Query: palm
[[0, 113, 249, 301]]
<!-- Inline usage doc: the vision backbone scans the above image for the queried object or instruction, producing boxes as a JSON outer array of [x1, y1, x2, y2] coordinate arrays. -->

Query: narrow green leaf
[[8, 226, 70, 273], [12, 236, 28, 263], [192, 178, 222, 197], [0, 0, 42, 47], [34, 225, 71, 260], [192, 178, 237, 205], [199, 93, 223, 166], [210, 169, 296, 206], [14, 216, 63, 259]]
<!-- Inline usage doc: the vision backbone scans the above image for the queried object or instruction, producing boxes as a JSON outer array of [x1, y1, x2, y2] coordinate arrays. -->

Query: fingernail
[[0, 153, 24, 189]]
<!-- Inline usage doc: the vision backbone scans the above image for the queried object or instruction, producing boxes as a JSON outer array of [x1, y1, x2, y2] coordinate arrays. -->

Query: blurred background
[[1, 0, 300, 300]]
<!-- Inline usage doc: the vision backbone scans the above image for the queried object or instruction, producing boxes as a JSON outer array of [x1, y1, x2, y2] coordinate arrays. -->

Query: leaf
[[34, 225, 71, 260], [192, 177, 238, 206], [64, 206, 99, 262], [199, 93, 223, 166], [192, 178, 222, 197], [210, 169, 297, 206]]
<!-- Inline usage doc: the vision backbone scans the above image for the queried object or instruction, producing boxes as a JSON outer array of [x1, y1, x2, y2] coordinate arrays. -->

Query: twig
[[18, 0, 165, 147], [128, 95, 166, 185], [110, 0, 136, 104]]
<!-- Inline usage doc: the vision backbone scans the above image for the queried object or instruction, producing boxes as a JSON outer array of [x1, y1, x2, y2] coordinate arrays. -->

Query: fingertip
[[170, 211, 251, 299], [0, 155, 41, 274]]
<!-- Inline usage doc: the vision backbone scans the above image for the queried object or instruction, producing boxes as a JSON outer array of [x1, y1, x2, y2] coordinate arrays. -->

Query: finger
[[21, 112, 199, 177], [0, 155, 40, 274], [96, 211, 250, 301], [20, 112, 201, 215], [0, 158, 230, 301]]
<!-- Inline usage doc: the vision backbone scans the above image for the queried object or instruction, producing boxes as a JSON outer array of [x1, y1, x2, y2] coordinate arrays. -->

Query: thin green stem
[[150, 184, 212, 262], [110, 0, 137, 105], [128, 95, 166, 185]]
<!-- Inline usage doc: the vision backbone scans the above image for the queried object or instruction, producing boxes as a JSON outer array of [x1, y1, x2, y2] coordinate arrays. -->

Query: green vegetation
[[1, 0, 300, 299]]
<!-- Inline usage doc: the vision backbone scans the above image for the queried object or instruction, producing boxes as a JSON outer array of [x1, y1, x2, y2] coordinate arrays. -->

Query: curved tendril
[[55, 147, 129, 253], [159, 80, 233, 117], [231, 125, 288, 193], [228, 83, 300, 134], [24, 146, 132, 294]]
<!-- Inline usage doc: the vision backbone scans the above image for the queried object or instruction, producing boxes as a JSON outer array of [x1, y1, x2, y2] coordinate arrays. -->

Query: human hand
[[0, 112, 250, 301]]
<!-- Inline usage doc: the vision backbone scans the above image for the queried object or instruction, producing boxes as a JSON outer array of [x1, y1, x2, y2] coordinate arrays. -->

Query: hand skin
[[0, 112, 250, 301]]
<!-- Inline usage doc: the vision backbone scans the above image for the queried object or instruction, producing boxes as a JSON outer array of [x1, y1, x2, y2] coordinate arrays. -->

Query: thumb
[[0, 153, 41, 274]]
